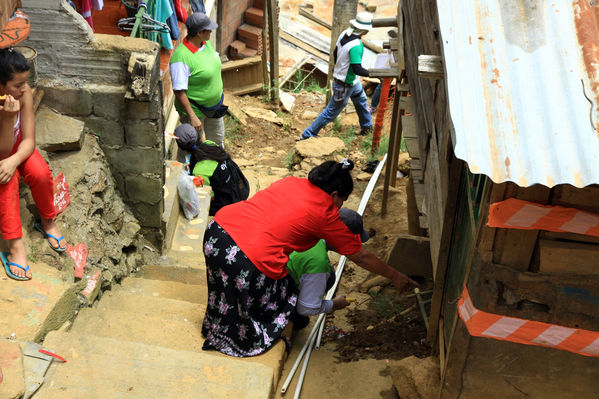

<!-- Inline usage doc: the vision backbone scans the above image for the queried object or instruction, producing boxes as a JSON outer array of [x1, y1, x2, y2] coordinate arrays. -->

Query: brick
[[229, 40, 246, 55], [103, 146, 162, 175], [91, 85, 127, 119], [41, 85, 93, 116], [125, 174, 163, 204], [238, 48, 258, 58], [84, 116, 125, 146], [253, 0, 264, 9], [125, 119, 161, 147], [132, 201, 164, 228], [238, 24, 263, 50], [245, 7, 263, 27], [125, 94, 162, 120]]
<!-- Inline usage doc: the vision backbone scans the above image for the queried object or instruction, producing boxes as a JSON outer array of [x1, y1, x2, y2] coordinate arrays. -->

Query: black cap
[[339, 208, 369, 243], [185, 13, 218, 35], [173, 123, 198, 151]]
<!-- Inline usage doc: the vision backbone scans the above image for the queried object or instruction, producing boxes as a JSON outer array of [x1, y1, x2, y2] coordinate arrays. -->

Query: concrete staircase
[[33, 162, 288, 398]]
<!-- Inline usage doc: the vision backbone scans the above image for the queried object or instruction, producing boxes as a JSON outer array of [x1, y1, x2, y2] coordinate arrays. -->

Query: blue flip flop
[[34, 222, 67, 252], [1, 251, 30, 281]]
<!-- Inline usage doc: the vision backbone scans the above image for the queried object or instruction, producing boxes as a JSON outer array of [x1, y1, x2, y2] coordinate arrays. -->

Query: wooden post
[[381, 82, 402, 215], [326, 0, 358, 102], [216, 0, 223, 53], [262, 2, 270, 94], [266, 0, 280, 101]]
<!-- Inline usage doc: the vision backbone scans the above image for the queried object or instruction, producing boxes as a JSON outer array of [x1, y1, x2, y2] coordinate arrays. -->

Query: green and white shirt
[[333, 28, 365, 86], [170, 38, 223, 118]]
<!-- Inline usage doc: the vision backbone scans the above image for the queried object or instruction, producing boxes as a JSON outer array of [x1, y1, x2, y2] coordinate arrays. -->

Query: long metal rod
[[293, 333, 317, 399], [280, 314, 325, 394]]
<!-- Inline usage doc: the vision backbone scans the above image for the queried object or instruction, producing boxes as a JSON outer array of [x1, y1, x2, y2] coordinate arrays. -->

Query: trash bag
[[177, 171, 200, 220]]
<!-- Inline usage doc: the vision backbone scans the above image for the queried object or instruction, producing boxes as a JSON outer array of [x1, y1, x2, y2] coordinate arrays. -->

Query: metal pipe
[[372, 17, 398, 28], [280, 314, 324, 394], [293, 332, 317, 399], [414, 288, 429, 330]]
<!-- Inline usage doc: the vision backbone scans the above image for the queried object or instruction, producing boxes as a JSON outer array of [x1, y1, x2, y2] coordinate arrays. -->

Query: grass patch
[[287, 69, 326, 94], [371, 292, 403, 319], [283, 150, 296, 169], [224, 115, 246, 146]]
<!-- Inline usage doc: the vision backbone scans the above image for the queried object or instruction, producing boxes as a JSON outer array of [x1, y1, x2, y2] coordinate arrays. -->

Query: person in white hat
[[301, 12, 374, 139]]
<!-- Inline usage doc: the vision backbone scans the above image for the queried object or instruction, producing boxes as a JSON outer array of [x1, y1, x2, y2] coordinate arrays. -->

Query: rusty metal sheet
[[437, 0, 599, 188]]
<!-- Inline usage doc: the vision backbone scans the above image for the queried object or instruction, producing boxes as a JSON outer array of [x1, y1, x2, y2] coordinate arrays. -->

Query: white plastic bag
[[177, 171, 200, 220]]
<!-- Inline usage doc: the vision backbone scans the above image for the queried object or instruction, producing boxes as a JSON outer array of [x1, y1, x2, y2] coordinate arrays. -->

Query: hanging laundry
[[79, 0, 94, 30], [152, 0, 174, 50], [92, 0, 103, 11], [173, 0, 187, 22], [166, 0, 179, 41], [189, 0, 205, 13]]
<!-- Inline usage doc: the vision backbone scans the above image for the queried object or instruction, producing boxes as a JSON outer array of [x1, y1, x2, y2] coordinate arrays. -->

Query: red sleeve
[[320, 207, 362, 255]]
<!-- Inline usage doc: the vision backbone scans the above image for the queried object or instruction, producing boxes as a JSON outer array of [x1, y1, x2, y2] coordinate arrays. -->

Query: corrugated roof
[[437, 0, 599, 188]]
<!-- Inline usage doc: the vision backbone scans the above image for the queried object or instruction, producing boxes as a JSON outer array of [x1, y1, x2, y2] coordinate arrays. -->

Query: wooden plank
[[262, 3, 269, 92], [418, 54, 444, 79], [492, 183, 551, 271], [551, 184, 599, 214], [404, 137, 419, 158], [221, 56, 262, 72], [411, 158, 422, 169], [369, 67, 401, 78], [372, 17, 399, 28], [407, 177, 426, 236], [298, 4, 332, 30], [413, 181, 425, 213], [33, 88, 44, 113], [402, 115, 418, 138], [538, 239, 599, 276], [541, 230, 599, 245], [223, 92, 247, 126], [399, 96, 414, 113], [382, 79, 402, 214], [267, 0, 280, 97], [478, 182, 507, 263], [228, 83, 264, 96], [280, 31, 328, 61], [410, 167, 423, 181], [419, 215, 429, 229]]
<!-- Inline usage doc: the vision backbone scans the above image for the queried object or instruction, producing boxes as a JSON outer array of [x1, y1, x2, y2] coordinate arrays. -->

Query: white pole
[[293, 332, 317, 399]]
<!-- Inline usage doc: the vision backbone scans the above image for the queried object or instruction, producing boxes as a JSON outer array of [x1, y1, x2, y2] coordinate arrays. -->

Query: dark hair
[[188, 142, 230, 172], [308, 159, 354, 198], [0, 48, 30, 85]]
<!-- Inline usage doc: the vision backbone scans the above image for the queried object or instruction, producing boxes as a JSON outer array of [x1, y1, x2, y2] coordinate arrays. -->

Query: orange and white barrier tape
[[488, 198, 599, 237], [458, 287, 599, 357]]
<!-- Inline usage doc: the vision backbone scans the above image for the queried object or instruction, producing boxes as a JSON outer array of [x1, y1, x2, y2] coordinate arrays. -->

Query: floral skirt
[[202, 219, 299, 357]]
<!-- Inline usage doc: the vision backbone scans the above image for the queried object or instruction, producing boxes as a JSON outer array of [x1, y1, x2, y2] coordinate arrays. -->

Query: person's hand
[[0, 157, 19, 184], [0, 95, 20, 116], [190, 114, 202, 132], [391, 270, 419, 295], [332, 295, 350, 311]]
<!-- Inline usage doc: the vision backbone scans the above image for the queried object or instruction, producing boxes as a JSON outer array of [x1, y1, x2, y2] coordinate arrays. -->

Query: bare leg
[[41, 218, 65, 249], [8, 238, 31, 279]]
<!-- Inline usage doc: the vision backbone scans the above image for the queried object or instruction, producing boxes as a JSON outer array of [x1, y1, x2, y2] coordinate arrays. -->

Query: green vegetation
[[283, 150, 296, 169], [224, 115, 246, 146], [287, 69, 326, 94], [371, 292, 404, 319]]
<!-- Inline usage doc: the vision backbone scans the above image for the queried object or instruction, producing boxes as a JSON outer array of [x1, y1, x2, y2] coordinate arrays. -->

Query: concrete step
[[169, 188, 211, 254], [158, 249, 207, 270], [71, 307, 206, 352], [35, 105, 85, 152], [135, 264, 206, 285], [96, 289, 205, 322], [37, 331, 274, 399], [0, 262, 79, 342], [119, 276, 207, 304], [70, 304, 288, 387], [163, 160, 184, 251]]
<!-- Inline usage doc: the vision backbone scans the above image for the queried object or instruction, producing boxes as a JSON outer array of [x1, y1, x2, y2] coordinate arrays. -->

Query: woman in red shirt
[[202, 159, 416, 357]]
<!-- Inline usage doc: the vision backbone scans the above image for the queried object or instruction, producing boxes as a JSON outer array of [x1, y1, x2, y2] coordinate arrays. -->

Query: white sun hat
[[350, 12, 374, 31]]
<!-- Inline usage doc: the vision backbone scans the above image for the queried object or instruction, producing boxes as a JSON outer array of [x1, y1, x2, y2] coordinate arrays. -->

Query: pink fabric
[[79, 0, 94, 30]]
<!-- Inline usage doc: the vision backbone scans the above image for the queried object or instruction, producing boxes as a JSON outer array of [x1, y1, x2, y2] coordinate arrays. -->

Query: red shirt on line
[[214, 177, 362, 279]]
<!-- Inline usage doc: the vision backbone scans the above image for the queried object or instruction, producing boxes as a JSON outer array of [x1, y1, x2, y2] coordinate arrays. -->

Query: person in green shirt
[[170, 13, 226, 147], [301, 12, 374, 139], [174, 123, 248, 215], [287, 208, 370, 329]]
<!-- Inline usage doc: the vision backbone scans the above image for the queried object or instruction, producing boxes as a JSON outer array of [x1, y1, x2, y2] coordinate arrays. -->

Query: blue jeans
[[301, 80, 372, 139], [371, 82, 382, 109]]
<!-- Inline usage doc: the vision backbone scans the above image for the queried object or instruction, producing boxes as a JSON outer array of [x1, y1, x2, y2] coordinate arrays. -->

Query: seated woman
[[0, 48, 66, 281], [174, 123, 248, 216]]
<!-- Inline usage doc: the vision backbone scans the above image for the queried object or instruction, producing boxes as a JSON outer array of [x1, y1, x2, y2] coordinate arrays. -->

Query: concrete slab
[[163, 160, 183, 251], [96, 290, 205, 323], [0, 263, 79, 342], [35, 106, 85, 152], [158, 249, 207, 270], [37, 331, 274, 399], [0, 340, 25, 399], [119, 277, 206, 304], [135, 265, 206, 285], [170, 189, 211, 254], [71, 307, 207, 352]]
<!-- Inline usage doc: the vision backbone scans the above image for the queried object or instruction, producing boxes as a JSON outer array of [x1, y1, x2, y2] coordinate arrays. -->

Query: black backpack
[[209, 158, 250, 215]]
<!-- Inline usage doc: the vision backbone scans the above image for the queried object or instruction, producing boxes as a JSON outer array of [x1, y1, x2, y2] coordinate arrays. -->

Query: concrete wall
[[22, 0, 166, 246]]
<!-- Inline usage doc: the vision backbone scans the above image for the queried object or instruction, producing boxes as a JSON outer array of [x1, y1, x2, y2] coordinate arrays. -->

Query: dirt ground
[[224, 89, 432, 396]]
